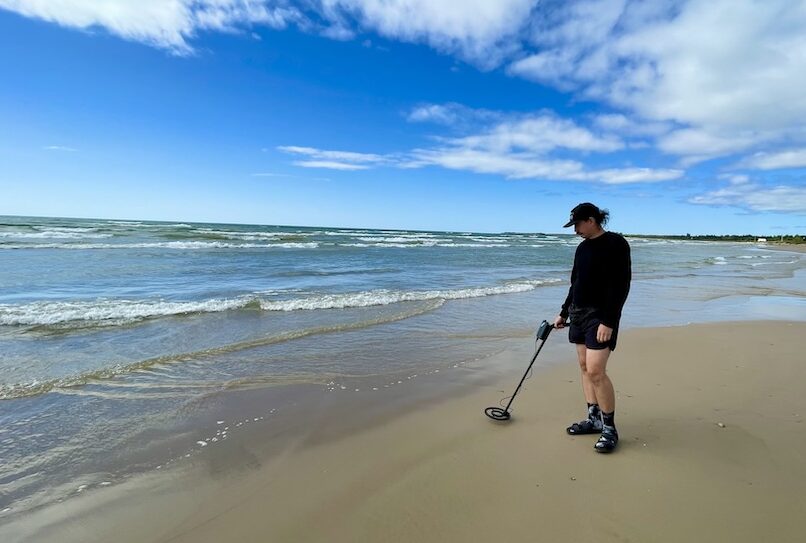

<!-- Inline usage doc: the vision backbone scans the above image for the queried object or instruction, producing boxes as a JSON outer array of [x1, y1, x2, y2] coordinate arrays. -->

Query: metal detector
[[484, 320, 555, 421]]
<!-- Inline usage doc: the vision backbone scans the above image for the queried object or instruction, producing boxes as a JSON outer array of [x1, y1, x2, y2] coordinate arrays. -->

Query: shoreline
[[4, 320, 805, 542], [758, 243, 806, 254]]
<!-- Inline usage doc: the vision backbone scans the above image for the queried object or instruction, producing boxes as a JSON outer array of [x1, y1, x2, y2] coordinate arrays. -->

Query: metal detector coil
[[484, 319, 555, 422]]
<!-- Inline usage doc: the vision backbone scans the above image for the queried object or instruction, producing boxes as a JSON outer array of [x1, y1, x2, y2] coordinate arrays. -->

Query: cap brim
[[562, 220, 575, 228]]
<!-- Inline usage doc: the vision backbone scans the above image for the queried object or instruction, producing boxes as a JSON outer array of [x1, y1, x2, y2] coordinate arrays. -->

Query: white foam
[[195, 229, 314, 239], [0, 241, 319, 250], [258, 279, 562, 312], [434, 243, 509, 248], [0, 278, 564, 327], [0, 297, 252, 326], [0, 229, 112, 240], [340, 242, 507, 248], [468, 237, 508, 243], [356, 236, 451, 243]]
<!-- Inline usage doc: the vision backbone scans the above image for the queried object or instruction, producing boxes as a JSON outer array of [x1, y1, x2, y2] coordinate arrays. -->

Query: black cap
[[563, 202, 600, 228]]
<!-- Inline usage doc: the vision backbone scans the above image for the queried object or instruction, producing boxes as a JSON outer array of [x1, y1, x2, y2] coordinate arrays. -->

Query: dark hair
[[596, 207, 610, 227], [568, 202, 609, 227]]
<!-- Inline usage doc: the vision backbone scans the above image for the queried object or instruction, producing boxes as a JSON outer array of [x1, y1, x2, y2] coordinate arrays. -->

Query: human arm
[[600, 235, 631, 328], [558, 257, 577, 327]]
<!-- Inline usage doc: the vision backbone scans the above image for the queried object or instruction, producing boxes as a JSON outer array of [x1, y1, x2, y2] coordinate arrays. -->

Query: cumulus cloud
[[689, 176, 806, 214], [0, 0, 301, 54], [407, 147, 681, 184], [512, 0, 806, 164], [281, 107, 683, 183], [407, 103, 465, 126], [451, 113, 624, 154], [318, 0, 537, 68], [0, 0, 536, 63], [657, 127, 769, 166], [406, 103, 504, 133], [591, 113, 672, 138], [10, 0, 806, 180], [739, 149, 806, 171]]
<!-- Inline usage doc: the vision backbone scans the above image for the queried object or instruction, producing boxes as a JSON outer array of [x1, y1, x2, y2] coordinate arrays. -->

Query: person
[[553, 202, 631, 453]]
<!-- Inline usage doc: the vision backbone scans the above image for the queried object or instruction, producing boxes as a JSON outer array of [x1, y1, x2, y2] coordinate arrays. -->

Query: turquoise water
[[0, 215, 803, 516]]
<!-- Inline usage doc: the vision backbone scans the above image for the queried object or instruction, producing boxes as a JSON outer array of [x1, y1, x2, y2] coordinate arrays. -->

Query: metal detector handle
[[536, 320, 553, 341]]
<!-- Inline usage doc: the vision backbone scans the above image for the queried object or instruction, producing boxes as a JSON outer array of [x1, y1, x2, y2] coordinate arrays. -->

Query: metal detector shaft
[[501, 321, 553, 413]]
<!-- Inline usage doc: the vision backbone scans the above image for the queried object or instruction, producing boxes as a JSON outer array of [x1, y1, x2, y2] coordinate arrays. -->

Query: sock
[[602, 410, 616, 430], [587, 403, 601, 421]]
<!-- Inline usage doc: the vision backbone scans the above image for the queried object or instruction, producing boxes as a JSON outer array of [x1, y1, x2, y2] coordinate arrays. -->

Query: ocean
[[1, 215, 803, 518]]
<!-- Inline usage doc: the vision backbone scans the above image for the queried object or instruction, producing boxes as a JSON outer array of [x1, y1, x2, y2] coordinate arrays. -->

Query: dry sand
[[4, 321, 805, 543]]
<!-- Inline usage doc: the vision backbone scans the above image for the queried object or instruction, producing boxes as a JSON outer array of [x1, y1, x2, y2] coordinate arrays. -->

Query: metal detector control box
[[536, 320, 552, 341]]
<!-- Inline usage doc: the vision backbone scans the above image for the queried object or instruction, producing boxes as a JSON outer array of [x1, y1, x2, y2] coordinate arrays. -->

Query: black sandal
[[566, 418, 602, 435], [594, 428, 619, 453]]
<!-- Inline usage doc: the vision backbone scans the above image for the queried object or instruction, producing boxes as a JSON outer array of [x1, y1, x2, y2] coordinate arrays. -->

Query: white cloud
[[512, 0, 806, 163], [407, 147, 586, 179], [690, 179, 806, 214], [593, 167, 682, 185], [718, 174, 751, 186], [278, 145, 388, 170], [0, 0, 300, 54], [406, 103, 503, 132], [740, 149, 806, 170], [293, 160, 368, 170], [15, 0, 805, 182], [451, 113, 624, 154], [0, 1, 536, 64], [407, 104, 461, 125], [281, 107, 681, 183], [320, 0, 537, 68], [407, 103, 466, 126], [408, 147, 681, 184], [404, 110, 681, 182], [591, 113, 671, 138], [43, 145, 78, 152], [657, 127, 768, 166], [278, 145, 386, 163]]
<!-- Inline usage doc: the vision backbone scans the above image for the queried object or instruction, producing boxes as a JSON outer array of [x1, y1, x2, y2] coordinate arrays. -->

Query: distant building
[[757, 237, 768, 243]]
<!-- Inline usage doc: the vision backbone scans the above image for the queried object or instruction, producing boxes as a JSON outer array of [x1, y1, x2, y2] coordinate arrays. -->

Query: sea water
[[0, 216, 803, 517]]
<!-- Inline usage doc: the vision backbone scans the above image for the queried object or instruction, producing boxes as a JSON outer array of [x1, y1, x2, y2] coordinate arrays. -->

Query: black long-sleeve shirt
[[560, 231, 631, 328]]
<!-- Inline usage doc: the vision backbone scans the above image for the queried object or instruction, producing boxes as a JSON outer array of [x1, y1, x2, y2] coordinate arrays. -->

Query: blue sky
[[1, 1, 805, 235]]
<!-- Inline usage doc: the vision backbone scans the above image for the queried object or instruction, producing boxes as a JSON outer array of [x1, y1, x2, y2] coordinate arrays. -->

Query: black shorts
[[568, 317, 618, 351]]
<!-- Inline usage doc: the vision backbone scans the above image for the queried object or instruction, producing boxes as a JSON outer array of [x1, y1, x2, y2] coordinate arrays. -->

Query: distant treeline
[[628, 234, 805, 244]]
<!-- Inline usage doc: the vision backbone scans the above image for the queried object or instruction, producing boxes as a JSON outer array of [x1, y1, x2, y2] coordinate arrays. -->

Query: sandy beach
[[764, 243, 806, 254], [4, 320, 804, 543]]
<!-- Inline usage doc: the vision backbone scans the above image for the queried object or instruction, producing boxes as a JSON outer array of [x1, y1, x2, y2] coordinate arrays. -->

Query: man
[[553, 202, 631, 454]]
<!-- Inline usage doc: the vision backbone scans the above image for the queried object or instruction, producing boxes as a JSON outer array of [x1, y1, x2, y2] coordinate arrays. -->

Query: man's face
[[573, 217, 598, 238]]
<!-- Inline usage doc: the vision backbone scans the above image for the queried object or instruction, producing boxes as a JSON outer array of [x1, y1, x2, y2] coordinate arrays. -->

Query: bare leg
[[584, 347, 614, 413], [575, 344, 598, 405]]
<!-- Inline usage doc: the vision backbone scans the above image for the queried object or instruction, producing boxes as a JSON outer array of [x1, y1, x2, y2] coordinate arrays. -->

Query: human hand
[[596, 323, 613, 343], [553, 315, 566, 329]]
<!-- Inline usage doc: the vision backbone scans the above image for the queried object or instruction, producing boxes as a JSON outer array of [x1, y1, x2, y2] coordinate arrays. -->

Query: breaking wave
[[0, 279, 562, 328]]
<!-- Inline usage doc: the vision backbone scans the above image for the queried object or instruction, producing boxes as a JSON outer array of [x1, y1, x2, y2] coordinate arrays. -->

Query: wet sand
[[762, 243, 806, 254], [3, 321, 805, 543]]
